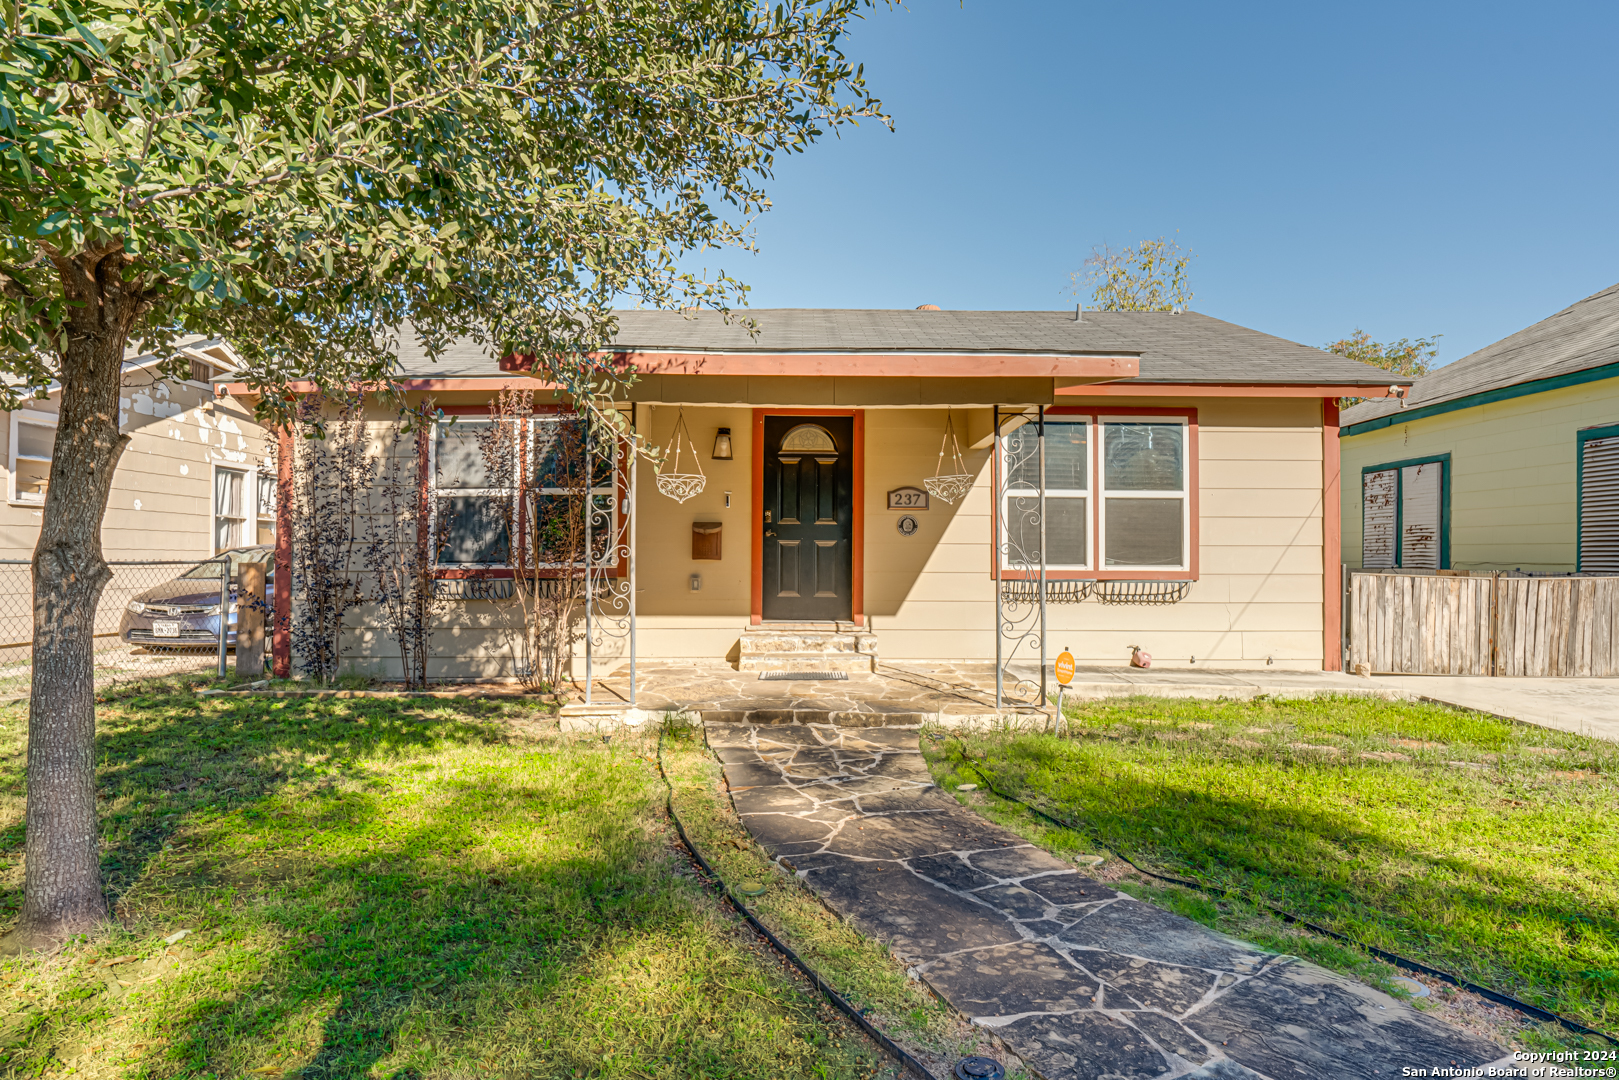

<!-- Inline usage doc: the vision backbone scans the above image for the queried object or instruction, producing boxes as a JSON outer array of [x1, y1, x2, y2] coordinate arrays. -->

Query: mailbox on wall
[[692, 522, 723, 561]]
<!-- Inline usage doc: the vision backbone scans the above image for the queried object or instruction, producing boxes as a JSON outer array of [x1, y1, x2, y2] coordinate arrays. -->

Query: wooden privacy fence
[[1347, 570, 1619, 677]]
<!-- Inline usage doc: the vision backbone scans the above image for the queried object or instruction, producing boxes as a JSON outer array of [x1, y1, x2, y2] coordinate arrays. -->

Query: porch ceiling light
[[711, 427, 733, 460]]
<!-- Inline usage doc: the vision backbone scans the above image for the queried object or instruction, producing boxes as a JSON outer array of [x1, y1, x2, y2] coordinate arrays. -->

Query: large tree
[[1072, 235, 1194, 313], [0, 0, 887, 947], [1325, 329, 1442, 379]]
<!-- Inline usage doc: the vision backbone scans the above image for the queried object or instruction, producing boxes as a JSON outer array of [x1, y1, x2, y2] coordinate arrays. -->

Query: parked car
[[119, 546, 274, 650]]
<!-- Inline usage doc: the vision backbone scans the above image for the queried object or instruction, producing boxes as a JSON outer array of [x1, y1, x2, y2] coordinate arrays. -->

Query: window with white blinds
[[1579, 431, 1619, 572], [1362, 469, 1396, 568], [214, 467, 246, 553], [1400, 462, 1442, 569], [1361, 457, 1447, 569]]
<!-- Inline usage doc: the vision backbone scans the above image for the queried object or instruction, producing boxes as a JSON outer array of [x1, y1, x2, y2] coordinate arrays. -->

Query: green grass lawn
[[922, 695, 1619, 1039], [0, 684, 905, 1080]]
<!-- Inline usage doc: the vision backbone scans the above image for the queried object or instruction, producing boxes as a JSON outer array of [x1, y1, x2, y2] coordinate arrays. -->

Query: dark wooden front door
[[761, 416, 853, 621]]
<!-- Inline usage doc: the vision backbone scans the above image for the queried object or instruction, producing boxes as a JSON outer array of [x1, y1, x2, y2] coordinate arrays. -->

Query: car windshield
[[178, 550, 272, 580]]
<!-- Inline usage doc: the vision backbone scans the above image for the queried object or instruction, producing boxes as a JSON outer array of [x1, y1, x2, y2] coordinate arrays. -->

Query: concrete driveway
[[985, 663, 1619, 742], [1365, 674, 1619, 742]]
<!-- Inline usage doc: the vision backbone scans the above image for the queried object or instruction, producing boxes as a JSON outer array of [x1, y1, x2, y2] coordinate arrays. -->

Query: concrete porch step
[[738, 623, 879, 672], [739, 631, 876, 655], [742, 653, 875, 673]]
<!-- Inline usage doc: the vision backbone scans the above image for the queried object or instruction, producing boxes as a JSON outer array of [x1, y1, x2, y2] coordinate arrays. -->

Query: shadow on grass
[[936, 729, 1619, 1032], [0, 688, 871, 1079]]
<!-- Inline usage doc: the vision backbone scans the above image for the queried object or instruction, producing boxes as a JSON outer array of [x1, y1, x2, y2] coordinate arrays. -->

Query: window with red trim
[[998, 412, 1193, 576], [430, 415, 618, 570]]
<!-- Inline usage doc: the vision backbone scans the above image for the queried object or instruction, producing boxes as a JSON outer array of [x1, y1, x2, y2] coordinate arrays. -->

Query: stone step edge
[[697, 708, 1051, 727], [737, 638, 877, 653]]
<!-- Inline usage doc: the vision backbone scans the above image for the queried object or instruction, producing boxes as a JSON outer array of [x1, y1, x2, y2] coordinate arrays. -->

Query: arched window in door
[[779, 424, 837, 454]]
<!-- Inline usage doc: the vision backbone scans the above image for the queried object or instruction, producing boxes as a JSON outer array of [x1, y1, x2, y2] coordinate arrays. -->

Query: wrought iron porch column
[[1037, 404, 1047, 707], [993, 405, 1002, 709]]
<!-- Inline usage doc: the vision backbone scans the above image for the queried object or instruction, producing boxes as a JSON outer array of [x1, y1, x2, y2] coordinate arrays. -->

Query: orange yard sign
[[1054, 650, 1075, 686]]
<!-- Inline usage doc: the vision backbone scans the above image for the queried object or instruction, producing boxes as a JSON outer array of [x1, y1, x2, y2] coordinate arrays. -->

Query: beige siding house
[[1340, 282, 1619, 573], [0, 339, 274, 562], [230, 309, 1401, 681]]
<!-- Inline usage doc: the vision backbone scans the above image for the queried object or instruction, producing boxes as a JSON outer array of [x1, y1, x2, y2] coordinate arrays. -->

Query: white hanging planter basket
[[924, 473, 974, 504], [655, 407, 707, 503], [924, 411, 973, 505], [656, 472, 707, 503]]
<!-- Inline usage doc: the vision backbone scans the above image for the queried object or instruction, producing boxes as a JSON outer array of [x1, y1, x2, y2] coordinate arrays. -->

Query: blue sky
[[704, 1, 1619, 365]]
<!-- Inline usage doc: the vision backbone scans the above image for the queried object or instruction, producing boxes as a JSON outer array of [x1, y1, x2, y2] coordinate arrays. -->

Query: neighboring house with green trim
[[1340, 281, 1619, 573]]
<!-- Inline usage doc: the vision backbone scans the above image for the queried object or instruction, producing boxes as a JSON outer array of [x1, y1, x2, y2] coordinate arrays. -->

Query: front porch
[[554, 659, 1399, 730]]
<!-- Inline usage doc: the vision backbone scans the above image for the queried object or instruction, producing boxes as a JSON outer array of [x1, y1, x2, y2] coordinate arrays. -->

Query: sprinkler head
[[955, 1057, 1005, 1080]]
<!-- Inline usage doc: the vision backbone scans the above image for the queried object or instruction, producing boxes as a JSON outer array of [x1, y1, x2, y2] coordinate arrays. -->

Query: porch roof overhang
[[506, 349, 1142, 382], [1055, 381, 1402, 398], [218, 374, 1401, 402]]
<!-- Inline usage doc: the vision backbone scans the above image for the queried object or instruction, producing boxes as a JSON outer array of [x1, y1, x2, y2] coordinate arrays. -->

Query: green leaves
[[0, 0, 891, 416], [1326, 329, 1442, 379], [1074, 235, 1196, 314]]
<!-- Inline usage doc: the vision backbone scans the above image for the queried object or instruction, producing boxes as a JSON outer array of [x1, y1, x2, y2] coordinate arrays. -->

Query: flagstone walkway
[[709, 722, 1517, 1080]]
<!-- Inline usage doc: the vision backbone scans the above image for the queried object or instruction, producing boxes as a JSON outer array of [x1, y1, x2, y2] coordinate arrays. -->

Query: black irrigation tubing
[[655, 734, 942, 1080], [948, 744, 1618, 1048]]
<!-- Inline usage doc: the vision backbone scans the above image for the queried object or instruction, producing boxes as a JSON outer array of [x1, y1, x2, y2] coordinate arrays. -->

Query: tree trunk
[[5, 253, 138, 950]]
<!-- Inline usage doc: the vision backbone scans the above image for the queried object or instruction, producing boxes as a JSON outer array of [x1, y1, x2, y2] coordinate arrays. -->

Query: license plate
[[153, 621, 181, 638]]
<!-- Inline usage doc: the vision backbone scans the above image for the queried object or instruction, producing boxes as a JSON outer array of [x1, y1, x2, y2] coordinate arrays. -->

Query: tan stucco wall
[[319, 394, 1331, 679], [0, 376, 269, 563], [1339, 374, 1619, 572], [629, 398, 1328, 670]]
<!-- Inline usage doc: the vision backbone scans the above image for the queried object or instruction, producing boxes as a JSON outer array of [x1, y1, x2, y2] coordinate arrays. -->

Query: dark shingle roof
[[392, 332, 512, 377], [1341, 282, 1619, 428], [388, 309, 1397, 386], [606, 308, 1393, 385]]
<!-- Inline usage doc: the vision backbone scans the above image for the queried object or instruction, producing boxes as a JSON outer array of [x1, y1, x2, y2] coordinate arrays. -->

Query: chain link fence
[[0, 558, 242, 697]]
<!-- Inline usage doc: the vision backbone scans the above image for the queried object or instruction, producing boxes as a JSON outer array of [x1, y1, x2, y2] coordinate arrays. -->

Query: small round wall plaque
[[897, 514, 919, 537]]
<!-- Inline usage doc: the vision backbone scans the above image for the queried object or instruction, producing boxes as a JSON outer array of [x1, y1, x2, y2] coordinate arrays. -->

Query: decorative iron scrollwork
[[1093, 580, 1191, 605], [994, 405, 1048, 709]]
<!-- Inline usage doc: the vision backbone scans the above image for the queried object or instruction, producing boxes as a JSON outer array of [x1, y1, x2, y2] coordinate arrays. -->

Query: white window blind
[[1362, 469, 1396, 568], [1400, 462, 1442, 569], [1001, 420, 1091, 570], [1581, 435, 1619, 572], [9, 413, 56, 504], [1100, 421, 1187, 569], [256, 471, 278, 546], [215, 467, 246, 552]]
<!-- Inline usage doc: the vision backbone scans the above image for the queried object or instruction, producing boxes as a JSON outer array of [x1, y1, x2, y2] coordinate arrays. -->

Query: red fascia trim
[[219, 378, 557, 397], [1056, 383, 1399, 398], [1322, 398, 1343, 671], [572, 351, 1140, 381], [750, 408, 863, 625], [989, 406, 1201, 582]]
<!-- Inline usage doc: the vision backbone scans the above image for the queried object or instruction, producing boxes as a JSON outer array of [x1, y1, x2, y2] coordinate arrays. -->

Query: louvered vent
[[1580, 436, 1619, 572], [1362, 469, 1396, 568], [1400, 462, 1442, 569]]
